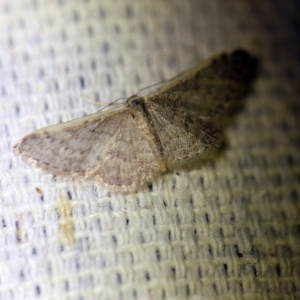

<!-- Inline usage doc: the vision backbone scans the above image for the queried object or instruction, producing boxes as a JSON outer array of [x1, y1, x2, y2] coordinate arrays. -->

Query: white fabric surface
[[1, 0, 299, 299]]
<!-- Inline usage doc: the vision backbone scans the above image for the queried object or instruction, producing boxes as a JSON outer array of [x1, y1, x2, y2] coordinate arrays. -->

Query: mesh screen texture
[[1, 0, 299, 299]]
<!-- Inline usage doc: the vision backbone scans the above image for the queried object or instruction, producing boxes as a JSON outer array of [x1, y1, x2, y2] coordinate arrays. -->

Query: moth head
[[127, 95, 147, 113], [127, 95, 145, 105]]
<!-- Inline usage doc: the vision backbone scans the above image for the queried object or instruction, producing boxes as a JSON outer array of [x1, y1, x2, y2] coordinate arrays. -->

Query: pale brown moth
[[14, 49, 257, 191]]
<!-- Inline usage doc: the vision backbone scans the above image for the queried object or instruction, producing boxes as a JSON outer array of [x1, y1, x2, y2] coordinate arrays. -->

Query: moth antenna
[[136, 79, 169, 95], [81, 94, 126, 112]]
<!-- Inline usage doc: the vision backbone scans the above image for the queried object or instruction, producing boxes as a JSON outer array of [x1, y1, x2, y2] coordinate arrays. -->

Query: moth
[[14, 49, 257, 191]]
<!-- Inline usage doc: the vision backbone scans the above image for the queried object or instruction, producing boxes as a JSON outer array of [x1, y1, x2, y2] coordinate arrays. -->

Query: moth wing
[[145, 50, 257, 165], [92, 110, 166, 190], [146, 101, 217, 167], [14, 106, 165, 190], [147, 49, 257, 119]]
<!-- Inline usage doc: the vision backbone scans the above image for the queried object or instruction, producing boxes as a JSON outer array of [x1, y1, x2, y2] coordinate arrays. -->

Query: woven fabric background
[[1, 0, 299, 299]]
